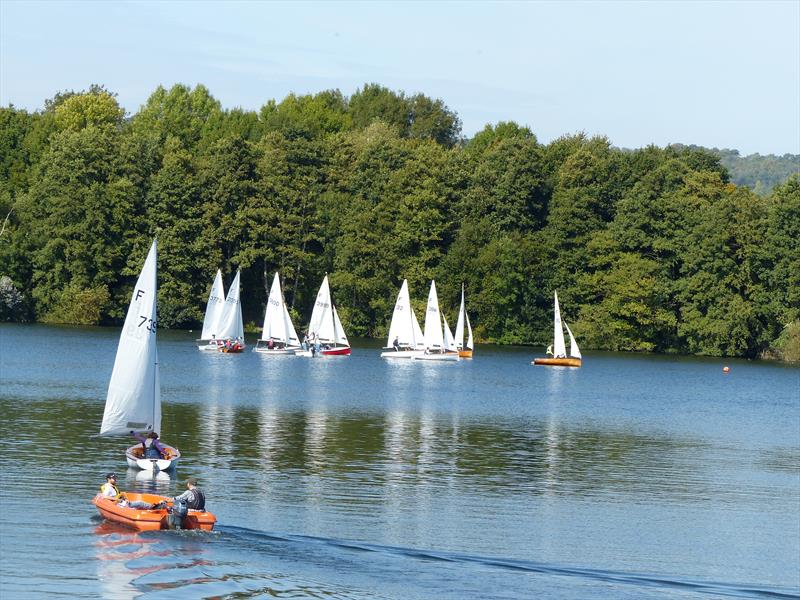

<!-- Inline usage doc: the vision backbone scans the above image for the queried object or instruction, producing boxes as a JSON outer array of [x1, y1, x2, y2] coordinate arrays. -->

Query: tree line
[[0, 84, 797, 361]]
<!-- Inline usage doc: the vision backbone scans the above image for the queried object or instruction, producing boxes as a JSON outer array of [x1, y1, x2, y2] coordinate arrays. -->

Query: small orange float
[[92, 493, 217, 532], [723, 366, 730, 373]]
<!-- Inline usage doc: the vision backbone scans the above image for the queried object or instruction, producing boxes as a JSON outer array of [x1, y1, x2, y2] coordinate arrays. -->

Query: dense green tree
[[1, 83, 795, 361]]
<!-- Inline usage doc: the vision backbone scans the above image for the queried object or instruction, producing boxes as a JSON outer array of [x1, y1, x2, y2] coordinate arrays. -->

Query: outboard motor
[[168, 499, 188, 529]]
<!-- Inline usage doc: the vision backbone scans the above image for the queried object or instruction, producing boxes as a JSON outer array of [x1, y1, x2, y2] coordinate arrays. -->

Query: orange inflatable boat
[[92, 493, 217, 532]]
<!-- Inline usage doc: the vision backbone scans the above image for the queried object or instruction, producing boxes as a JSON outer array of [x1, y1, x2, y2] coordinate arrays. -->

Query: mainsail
[[386, 279, 424, 349], [553, 291, 567, 358], [260, 272, 299, 346], [101, 239, 160, 435], [217, 270, 244, 340], [200, 269, 225, 340], [423, 280, 445, 351]]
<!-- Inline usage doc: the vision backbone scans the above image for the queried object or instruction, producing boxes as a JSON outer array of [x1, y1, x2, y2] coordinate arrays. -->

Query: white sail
[[386, 280, 418, 348], [217, 270, 244, 340], [332, 305, 350, 346], [565, 322, 581, 359], [283, 304, 300, 346], [101, 239, 160, 435], [553, 290, 567, 358], [200, 269, 225, 340], [261, 272, 299, 345], [443, 316, 457, 352], [412, 310, 425, 349], [309, 275, 334, 342], [423, 280, 445, 351], [454, 285, 465, 350], [466, 311, 474, 351]]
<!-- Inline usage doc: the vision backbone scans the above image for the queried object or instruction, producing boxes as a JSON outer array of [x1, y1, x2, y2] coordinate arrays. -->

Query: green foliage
[[2, 84, 795, 361], [40, 282, 110, 325]]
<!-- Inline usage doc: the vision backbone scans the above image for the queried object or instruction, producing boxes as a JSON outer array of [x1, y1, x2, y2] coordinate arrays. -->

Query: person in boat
[[393, 336, 400, 351], [131, 430, 166, 459], [101, 473, 165, 510], [267, 338, 275, 350], [168, 477, 206, 529]]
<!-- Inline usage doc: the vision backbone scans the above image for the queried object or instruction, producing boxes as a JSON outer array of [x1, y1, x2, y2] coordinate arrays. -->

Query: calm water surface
[[0, 324, 798, 599]]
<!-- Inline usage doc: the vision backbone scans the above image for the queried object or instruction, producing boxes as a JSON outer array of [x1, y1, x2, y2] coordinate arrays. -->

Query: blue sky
[[1, 1, 798, 155]]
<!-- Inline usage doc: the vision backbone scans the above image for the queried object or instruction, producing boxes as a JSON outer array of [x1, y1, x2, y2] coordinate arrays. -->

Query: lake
[[0, 323, 798, 599]]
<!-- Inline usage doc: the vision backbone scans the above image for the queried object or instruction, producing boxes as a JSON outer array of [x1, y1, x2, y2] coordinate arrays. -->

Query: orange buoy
[[723, 366, 730, 373]]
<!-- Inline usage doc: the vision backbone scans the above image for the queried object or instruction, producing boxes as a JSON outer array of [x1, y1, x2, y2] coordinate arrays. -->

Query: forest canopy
[[1, 83, 798, 361]]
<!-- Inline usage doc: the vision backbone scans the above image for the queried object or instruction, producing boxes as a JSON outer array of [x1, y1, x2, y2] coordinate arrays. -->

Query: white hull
[[254, 346, 300, 355], [295, 349, 316, 358], [197, 340, 222, 351], [380, 349, 425, 359], [411, 352, 460, 362], [125, 443, 179, 472]]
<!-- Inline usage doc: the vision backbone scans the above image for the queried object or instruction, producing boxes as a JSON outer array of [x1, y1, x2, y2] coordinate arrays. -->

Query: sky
[[1, 1, 798, 155]]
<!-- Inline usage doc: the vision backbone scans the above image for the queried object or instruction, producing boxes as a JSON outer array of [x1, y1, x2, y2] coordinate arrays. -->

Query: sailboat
[[454, 284, 474, 358], [196, 269, 225, 351], [100, 239, 181, 471], [254, 272, 301, 355], [298, 274, 351, 356], [411, 280, 460, 361], [532, 291, 582, 367], [380, 279, 425, 358], [216, 269, 245, 353]]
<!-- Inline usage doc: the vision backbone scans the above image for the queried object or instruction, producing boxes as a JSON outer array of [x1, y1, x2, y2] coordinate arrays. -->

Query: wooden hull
[[532, 357, 582, 368], [92, 493, 216, 532], [126, 443, 180, 472], [458, 349, 473, 358]]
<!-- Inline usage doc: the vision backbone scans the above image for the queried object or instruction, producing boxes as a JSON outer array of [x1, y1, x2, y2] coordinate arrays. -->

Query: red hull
[[321, 347, 351, 356]]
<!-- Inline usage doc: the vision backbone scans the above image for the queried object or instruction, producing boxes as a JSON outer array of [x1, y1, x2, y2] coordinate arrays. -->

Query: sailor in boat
[[131, 431, 166, 460], [393, 336, 400, 351], [168, 477, 206, 529], [100, 473, 165, 510]]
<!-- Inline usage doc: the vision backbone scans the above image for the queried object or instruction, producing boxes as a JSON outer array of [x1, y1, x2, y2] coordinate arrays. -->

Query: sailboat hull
[[412, 352, 460, 362], [125, 444, 180, 472], [380, 349, 424, 359], [532, 357, 582, 368], [321, 346, 351, 356], [254, 345, 300, 355], [458, 350, 473, 358], [196, 340, 222, 351]]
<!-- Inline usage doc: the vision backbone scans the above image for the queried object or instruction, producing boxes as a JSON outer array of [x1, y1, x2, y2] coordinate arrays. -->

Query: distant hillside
[[671, 145, 800, 195]]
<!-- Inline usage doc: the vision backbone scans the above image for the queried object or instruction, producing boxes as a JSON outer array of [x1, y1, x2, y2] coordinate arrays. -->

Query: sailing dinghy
[[298, 275, 351, 356], [411, 280, 459, 362], [380, 279, 425, 358], [255, 272, 301, 354], [454, 284, 474, 358], [216, 269, 245, 352], [100, 239, 181, 471], [532, 291, 582, 367], [196, 269, 226, 350]]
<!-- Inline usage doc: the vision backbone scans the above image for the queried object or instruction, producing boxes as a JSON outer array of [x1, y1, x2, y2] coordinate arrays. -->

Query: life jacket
[[187, 488, 206, 511], [142, 438, 163, 459], [100, 482, 121, 499]]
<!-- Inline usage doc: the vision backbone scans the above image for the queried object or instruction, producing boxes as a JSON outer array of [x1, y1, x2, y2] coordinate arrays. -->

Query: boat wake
[[218, 525, 798, 599]]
